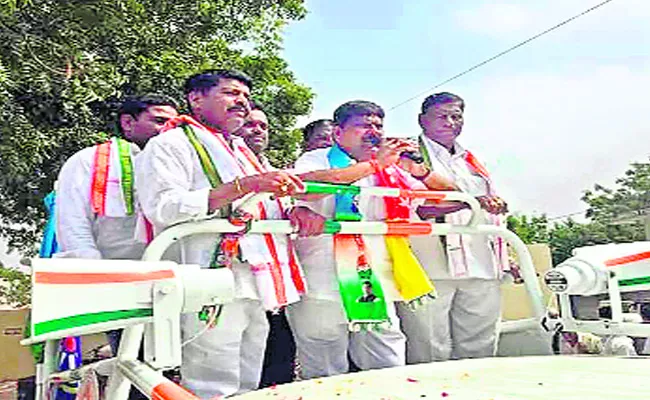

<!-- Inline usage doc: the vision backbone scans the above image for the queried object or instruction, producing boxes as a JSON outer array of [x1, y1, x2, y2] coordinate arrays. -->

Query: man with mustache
[[286, 100, 456, 379], [400, 92, 510, 363], [302, 119, 334, 152], [136, 70, 318, 398], [233, 101, 298, 388]]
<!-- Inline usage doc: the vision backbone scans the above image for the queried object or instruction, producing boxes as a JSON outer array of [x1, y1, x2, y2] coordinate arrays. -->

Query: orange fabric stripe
[[151, 381, 199, 400], [35, 270, 175, 284], [287, 240, 306, 293], [401, 190, 447, 201], [605, 251, 650, 267], [90, 141, 112, 215], [258, 204, 287, 305], [238, 142, 307, 296], [386, 222, 433, 236], [464, 151, 490, 179]]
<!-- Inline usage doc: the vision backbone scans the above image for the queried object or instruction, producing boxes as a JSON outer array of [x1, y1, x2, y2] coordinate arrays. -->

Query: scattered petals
[[407, 377, 419, 383], [441, 392, 449, 397]]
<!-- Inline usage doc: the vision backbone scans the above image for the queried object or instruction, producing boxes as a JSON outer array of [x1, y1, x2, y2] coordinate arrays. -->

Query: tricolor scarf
[[90, 137, 135, 217], [90, 137, 154, 243], [374, 166, 437, 306], [419, 136, 508, 278], [327, 144, 389, 327], [163, 115, 306, 311]]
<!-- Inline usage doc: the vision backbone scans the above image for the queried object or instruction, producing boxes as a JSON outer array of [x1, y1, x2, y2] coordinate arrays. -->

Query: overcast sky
[[282, 0, 650, 218]]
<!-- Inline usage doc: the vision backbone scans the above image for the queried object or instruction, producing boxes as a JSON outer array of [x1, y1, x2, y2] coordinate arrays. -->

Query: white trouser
[[397, 279, 500, 363], [180, 298, 269, 399], [287, 298, 405, 379]]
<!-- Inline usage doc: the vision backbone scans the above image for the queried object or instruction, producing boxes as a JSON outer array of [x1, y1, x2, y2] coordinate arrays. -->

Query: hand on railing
[[288, 206, 327, 237], [234, 181, 484, 228], [477, 195, 508, 215]]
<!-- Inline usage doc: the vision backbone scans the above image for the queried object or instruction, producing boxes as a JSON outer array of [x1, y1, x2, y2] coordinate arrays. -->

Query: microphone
[[368, 135, 425, 163], [400, 150, 424, 164]]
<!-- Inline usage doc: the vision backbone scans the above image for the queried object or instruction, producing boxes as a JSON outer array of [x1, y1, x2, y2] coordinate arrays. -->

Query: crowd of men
[[53, 69, 509, 399]]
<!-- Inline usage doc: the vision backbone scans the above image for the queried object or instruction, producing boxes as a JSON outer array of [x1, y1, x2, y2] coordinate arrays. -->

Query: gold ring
[[280, 183, 290, 193]]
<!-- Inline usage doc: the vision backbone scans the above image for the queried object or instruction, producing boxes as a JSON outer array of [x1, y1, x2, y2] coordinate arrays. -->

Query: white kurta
[[55, 143, 145, 260], [398, 135, 502, 363], [409, 136, 498, 280], [136, 126, 268, 398], [288, 148, 423, 379]]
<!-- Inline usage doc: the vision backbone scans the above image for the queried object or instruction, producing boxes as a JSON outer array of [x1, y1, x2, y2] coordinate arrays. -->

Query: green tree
[[0, 0, 313, 253], [547, 219, 610, 265], [507, 214, 550, 245], [0, 261, 31, 308], [507, 161, 650, 265], [582, 161, 650, 243]]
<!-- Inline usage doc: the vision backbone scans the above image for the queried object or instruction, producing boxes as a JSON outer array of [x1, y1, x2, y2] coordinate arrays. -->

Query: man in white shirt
[[233, 102, 297, 387], [136, 70, 319, 398], [288, 100, 455, 379], [400, 92, 509, 363], [54, 94, 178, 362], [55, 94, 178, 260], [302, 119, 334, 152]]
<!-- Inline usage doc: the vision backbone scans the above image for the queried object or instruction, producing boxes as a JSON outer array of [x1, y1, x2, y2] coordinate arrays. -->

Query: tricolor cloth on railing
[[29, 260, 176, 340], [162, 115, 306, 312]]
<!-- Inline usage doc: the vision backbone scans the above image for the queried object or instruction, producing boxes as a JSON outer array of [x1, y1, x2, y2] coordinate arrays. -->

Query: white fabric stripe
[[336, 224, 390, 235], [359, 187, 401, 198], [31, 281, 155, 324], [33, 258, 177, 274]]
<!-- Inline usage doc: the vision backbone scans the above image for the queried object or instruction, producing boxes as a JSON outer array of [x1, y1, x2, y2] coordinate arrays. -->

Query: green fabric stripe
[[34, 308, 153, 336], [304, 181, 361, 196], [116, 137, 135, 215], [418, 136, 433, 170], [619, 276, 650, 287], [182, 125, 222, 188], [181, 124, 230, 217], [324, 220, 342, 234]]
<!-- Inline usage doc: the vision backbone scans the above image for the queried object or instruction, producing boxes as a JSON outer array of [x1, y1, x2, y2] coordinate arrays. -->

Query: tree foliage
[[0, 261, 31, 308], [0, 0, 313, 253], [508, 161, 650, 265]]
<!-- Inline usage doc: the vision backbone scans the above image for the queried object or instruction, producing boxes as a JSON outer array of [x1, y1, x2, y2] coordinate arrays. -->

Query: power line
[[547, 210, 587, 221], [388, 0, 617, 111]]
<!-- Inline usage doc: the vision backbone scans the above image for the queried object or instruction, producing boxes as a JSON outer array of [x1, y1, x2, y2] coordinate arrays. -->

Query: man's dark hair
[[183, 69, 253, 98], [302, 119, 333, 143], [362, 280, 372, 287], [118, 94, 178, 118], [249, 99, 266, 113], [333, 100, 384, 127], [117, 94, 178, 133], [420, 92, 465, 114]]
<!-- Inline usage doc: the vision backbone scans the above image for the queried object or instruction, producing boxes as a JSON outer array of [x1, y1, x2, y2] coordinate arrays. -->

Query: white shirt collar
[[421, 134, 465, 160]]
